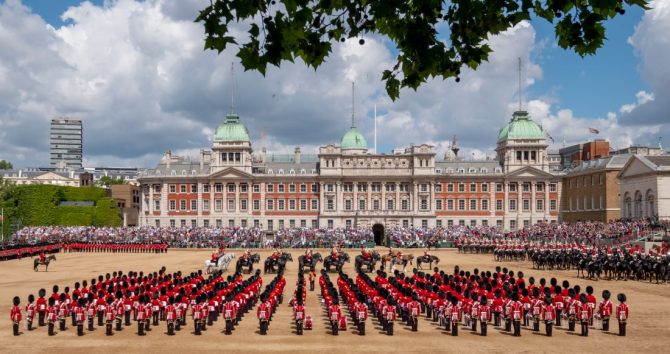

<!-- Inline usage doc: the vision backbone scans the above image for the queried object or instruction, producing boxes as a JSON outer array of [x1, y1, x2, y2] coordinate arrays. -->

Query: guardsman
[[598, 290, 613, 331], [46, 297, 57, 336], [86, 294, 96, 331], [567, 289, 578, 332], [616, 293, 629, 336], [136, 296, 146, 336], [384, 299, 397, 336], [105, 297, 115, 336], [308, 271, 316, 291], [257, 295, 271, 335], [330, 247, 339, 262], [511, 293, 523, 337], [478, 297, 491, 336], [10, 296, 21, 336], [294, 298, 305, 335], [74, 298, 86, 336], [531, 288, 542, 332], [151, 293, 161, 326], [223, 295, 237, 335], [58, 293, 69, 331], [579, 293, 591, 337], [25, 294, 36, 331], [37, 288, 47, 327], [143, 294, 153, 332], [492, 290, 503, 327], [354, 301, 367, 335], [96, 291, 106, 326], [174, 295, 183, 331], [407, 296, 421, 331], [542, 296, 555, 337], [450, 297, 461, 336], [328, 298, 341, 335], [362, 246, 372, 261], [165, 297, 176, 336]]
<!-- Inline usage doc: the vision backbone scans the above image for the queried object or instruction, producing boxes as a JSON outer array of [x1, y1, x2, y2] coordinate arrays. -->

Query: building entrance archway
[[372, 224, 385, 246]]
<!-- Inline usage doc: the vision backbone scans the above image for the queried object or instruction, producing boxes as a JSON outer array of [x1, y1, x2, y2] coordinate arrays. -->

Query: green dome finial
[[497, 111, 545, 142], [213, 113, 250, 142], [341, 127, 368, 150]]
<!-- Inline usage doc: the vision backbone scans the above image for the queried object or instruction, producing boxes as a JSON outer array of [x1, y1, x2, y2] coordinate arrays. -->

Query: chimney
[[166, 150, 172, 169], [294, 146, 301, 164], [199, 149, 205, 170]]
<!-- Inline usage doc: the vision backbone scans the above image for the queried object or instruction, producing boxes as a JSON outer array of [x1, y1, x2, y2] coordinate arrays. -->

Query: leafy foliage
[[197, 0, 649, 100], [96, 176, 126, 188], [0, 160, 12, 170]]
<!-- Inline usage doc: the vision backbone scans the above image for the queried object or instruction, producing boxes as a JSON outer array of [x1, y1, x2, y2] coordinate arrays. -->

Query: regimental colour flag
[[588, 127, 600, 134]]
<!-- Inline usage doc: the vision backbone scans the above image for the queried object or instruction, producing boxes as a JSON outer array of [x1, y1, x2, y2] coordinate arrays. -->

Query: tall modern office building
[[50, 118, 83, 169]]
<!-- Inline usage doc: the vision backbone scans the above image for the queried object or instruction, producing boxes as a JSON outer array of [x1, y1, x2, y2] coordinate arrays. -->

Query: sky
[[0, 0, 668, 168]]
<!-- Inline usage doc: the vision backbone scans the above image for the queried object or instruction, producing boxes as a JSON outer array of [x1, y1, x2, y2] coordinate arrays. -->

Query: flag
[[588, 127, 600, 134]]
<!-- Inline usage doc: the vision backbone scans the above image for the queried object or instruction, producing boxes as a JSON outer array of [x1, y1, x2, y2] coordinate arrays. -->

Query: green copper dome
[[341, 127, 368, 150], [213, 113, 250, 142], [497, 111, 545, 142]]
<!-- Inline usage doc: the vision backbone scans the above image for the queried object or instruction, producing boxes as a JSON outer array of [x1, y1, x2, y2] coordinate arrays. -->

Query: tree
[[0, 160, 13, 170], [96, 176, 126, 188], [197, 0, 649, 100]]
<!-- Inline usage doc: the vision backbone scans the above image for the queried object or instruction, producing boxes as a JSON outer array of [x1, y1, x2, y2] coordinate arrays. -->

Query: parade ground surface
[[1, 249, 668, 354]]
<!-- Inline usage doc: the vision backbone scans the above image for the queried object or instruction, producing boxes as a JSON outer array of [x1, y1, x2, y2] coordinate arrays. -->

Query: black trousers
[[619, 321, 626, 336]]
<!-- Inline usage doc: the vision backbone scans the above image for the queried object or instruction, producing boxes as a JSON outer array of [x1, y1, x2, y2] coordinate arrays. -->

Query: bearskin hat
[[28, 294, 35, 303], [617, 293, 626, 302], [13, 296, 20, 306]]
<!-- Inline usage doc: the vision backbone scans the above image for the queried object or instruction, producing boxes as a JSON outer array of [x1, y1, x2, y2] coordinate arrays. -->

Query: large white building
[[137, 108, 563, 240], [618, 155, 670, 221]]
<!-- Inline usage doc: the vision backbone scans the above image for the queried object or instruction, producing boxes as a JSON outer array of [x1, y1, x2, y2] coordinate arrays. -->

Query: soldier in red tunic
[[105, 297, 115, 336], [478, 297, 491, 336], [257, 295, 271, 335], [165, 297, 176, 335], [74, 298, 86, 336], [136, 296, 146, 336], [384, 299, 397, 336], [294, 297, 305, 335], [579, 293, 591, 337], [223, 295, 236, 335], [328, 299, 341, 336], [36, 288, 47, 327], [542, 296, 556, 337], [10, 296, 21, 336], [25, 294, 36, 331], [407, 296, 421, 331], [46, 297, 57, 336], [598, 290, 613, 331], [511, 293, 523, 337], [616, 293, 629, 336]]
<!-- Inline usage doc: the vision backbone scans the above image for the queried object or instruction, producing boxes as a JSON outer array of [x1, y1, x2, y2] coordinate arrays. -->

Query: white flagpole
[[374, 105, 377, 154]]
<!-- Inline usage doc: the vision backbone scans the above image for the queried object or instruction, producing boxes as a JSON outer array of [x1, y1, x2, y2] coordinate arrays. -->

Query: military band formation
[[9, 245, 631, 340]]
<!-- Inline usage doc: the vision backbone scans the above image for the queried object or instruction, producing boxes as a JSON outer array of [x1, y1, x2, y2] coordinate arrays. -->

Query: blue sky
[[1, 0, 666, 167]]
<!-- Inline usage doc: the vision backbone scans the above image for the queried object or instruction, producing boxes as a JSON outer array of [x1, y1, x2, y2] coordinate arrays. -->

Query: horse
[[416, 255, 439, 270], [265, 252, 293, 274], [235, 253, 260, 274], [205, 253, 236, 274], [34, 255, 57, 272], [323, 252, 349, 273], [298, 253, 323, 272], [355, 251, 380, 273], [380, 253, 414, 272]]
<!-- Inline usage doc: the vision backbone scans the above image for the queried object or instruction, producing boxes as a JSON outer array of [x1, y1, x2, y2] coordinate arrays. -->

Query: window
[[203, 184, 210, 193], [238, 184, 247, 193], [422, 220, 428, 228], [496, 183, 503, 192], [289, 184, 296, 193], [191, 220, 197, 228], [311, 184, 318, 193], [372, 184, 381, 192], [436, 220, 442, 227], [154, 185, 162, 193], [509, 199, 517, 211], [482, 183, 488, 192], [228, 199, 235, 211], [240, 219, 247, 228], [420, 198, 428, 210], [482, 199, 489, 210], [180, 200, 186, 211], [436, 199, 443, 210], [523, 199, 530, 211], [311, 199, 318, 210], [229, 219, 235, 228], [215, 184, 222, 193], [401, 199, 409, 210], [253, 184, 260, 193], [327, 184, 334, 192], [523, 183, 530, 192], [447, 220, 454, 227], [400, 184, 409, 192], [180, 185, 187, 193], [359, 199, 365, 210], [536, 183, 544, 192], [240, 199, 248, 211], [421, 184, 428, 192], [470, 199, 477, 210], [278, 184, 285, 192], [267, 184, 274, 192], [154, 200, 160, 211], [215, 199, 222, 211], [266, 199, 274, 210], [155, 220, 161, 227], [191, 184, 197, 193], [510, 220, 516, 230], [190, 200, 197, 211], [459, 220, 465, 226], [509, 183, 517, 192], [278, 200, 285, 210], [300, 219, 307, 227], [300, 199, 307, 210], [169, 200, 176, 211], [447, 184, 454, 192], [170, 219, 175, 228], [447, 199, 454, 210], [289, 219, 295, 228], [386, 183, 396, 192], [345, 219, 352, 228], [343, 184, 353, 192], [203, 200, 210, 211], [288, 199, 296, 210], [326, 199, 334, 211], [600, 174, 604, 185], [458, 199, 465, 211], [523, 220, 530, 228], [387, 199, 394, 210], [216, 219, 222, 228], [169, 185, 176, 193], [180, 219, 186, 227], [482, 220, 488, 226], [549, 183, 557, 192], [470, 183, 476, 192], [373, 199, 380, 210], [252, 200, 260, 210], [358, 183, 367, 192], [300, 184, 306, 192], [228, 184, 235, 193], [458, 183, 465, 192], [435, 184, 442, 192], [550, 200, 557, 211], [254, 220, 260, 228], [496, 220, 503, 228], [327, 220, 333, 229], [311, 220, 317, 228], [470, 220, 476, 227], [267, 220, 273, 230], [345, 199, 352, 211], [536, 199, 544, 211], [496, 200, 503, 211], [403, 220, 409, 228]]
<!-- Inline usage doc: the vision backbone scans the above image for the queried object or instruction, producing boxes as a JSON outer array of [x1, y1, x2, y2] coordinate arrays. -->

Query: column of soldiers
[[318, 270, 348, 335], [289, 271, 309, 334], [10, 267, 266, 337], [336, 273, 368, 335], [256, 272, 286, 335], [352, 271, 398, 336]]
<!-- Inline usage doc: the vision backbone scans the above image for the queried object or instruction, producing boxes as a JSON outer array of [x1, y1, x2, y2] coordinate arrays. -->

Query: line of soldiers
[[9, 267, 265, 337], [289, 271, 310, 334], [62, 243, 168, 253], [0, 243, 60, 261], [319, 270, 348, 335], [256, 272, 286, 335], [336, 272, 368, 335], [351, 271, 398, 335]]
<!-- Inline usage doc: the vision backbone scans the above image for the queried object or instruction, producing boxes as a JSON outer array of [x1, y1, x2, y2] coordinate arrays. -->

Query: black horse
[[416, 255, 440, 270], [34, 254, 57, 272], [298, 253, 323, 272], [355, 251, 380, 273], [265, 252, 293, 274], [235, 253, 260, 274], [324, 252, 349, 273]]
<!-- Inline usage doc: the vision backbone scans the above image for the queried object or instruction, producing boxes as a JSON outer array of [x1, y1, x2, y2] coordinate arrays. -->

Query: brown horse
[[33, 254, 56, 272], [380, 253, 414, 272]]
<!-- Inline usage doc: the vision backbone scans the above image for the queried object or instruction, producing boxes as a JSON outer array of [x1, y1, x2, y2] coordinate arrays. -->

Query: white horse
[[205, 253, 236, 274]]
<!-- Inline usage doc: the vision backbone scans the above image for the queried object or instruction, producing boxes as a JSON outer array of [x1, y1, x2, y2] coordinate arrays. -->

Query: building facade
[[138, 109, 562, 233], [111, 184, 141, 227], [50, 118, 83, 169], [618, 155, 670, 221], [560, 155, 628, 222]]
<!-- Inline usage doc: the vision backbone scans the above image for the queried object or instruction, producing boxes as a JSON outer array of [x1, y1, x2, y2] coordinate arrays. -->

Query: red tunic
[[616, 303, 629, 322], [10, 306, 21, 323]]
